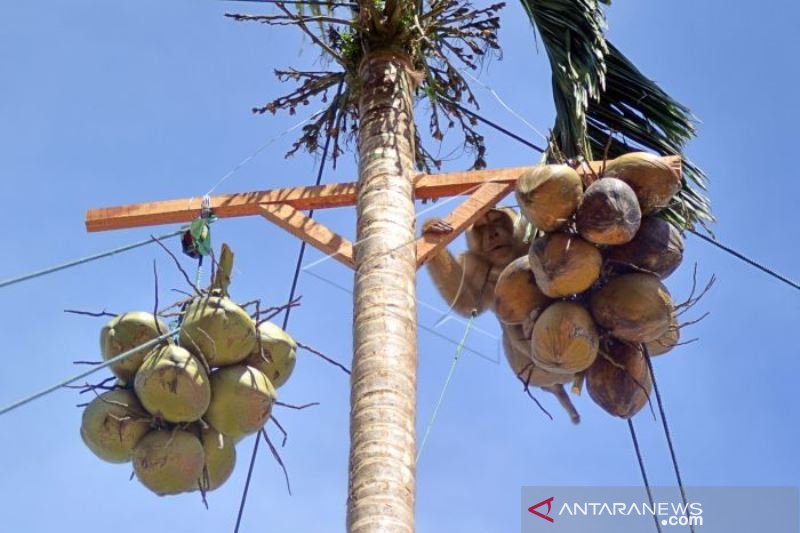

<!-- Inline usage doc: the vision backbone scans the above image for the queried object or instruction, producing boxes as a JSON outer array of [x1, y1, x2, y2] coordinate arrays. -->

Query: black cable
[[233, 80, 344, 533], [628, 419, 663, 533], [222, 0, 358, 8], [644, 346, 695, 533], [439, 97, 547, 154], [687, 228, 799, 291]]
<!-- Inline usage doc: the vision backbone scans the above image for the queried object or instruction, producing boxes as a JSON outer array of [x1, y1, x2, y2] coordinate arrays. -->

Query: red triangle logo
[[528, 497, 555, 523]]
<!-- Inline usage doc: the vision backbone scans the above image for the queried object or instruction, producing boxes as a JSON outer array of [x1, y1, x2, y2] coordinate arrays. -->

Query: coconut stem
[[571, 372, 585, 395]]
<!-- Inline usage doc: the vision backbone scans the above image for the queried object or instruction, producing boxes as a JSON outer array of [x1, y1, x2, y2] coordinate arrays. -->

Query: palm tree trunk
[[348, 50, 418, 533]]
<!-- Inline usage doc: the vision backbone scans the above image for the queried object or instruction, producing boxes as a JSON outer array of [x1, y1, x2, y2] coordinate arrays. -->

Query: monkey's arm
[[426, 250, 492, 317]]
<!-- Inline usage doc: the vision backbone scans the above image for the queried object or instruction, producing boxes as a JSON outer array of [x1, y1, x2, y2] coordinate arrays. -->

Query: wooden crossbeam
[[84, 156, 681, 233], [415, 181, 514, 268], [259, 205, 355, 269]]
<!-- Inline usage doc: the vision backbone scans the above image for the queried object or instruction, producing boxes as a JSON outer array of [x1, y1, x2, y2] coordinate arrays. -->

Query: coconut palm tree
[[227, 0, 710, 531]]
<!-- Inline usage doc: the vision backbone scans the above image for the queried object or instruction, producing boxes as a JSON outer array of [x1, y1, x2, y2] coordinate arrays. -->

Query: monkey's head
[[467, 208, 527, 267]]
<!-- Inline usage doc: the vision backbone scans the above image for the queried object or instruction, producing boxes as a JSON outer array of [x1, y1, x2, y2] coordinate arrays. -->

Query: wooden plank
[[85, 156, 681, 232], [85, 182, 358, 232], [259, 204, 355, 269], [416, 181, 514, 268]]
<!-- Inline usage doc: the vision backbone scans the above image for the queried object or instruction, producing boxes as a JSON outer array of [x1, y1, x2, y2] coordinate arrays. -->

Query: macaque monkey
[[423, 207, 580, 423], [422, 207, 528, 317]]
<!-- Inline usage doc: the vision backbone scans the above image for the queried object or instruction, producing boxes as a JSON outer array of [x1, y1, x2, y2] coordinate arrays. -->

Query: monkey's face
[[472, 210, 517, 266]]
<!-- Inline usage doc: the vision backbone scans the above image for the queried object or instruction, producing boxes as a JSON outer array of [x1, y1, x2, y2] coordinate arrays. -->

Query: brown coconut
[[242, 321, 298, 389], [590, 273, 674, 343], [587, 340, 652, 418], [132, 430, 205, 496], [502, 324, 572, 388], [100, 312, 170, 382], [576, 178, 642, 245], [494, 256, 551, 324], [528, 233, 602, 298], [134, 345, 211, 423], [516, 164, 583, 231], [80, 389, 151, 464], [531, 302, 599, 374], [198, 427, 236, 492], [603, 152, 681, 215], [179, 296, 257, 367], [606, 216, 684, 279], [205, 365, 277, 440], [645, 312, 680, 356]]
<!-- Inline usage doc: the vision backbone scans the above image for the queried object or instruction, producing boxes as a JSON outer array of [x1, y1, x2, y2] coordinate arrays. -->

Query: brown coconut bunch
[[132, 429, 205, 496], [645, 312, 680, 356], [494, 256, 550, 325], [516, 164, 583, 231], [531, 302, 599, 375], [603, 152, 681, 215], [606, 216, 684, 279], [587, 340, 652, 418], [133, 344, 211, 424], [528, 233, 602, 298], [198, 426, 236, 492], [205, 365, 277, 440], [502, 324, 572, 388], [576, 178, 642, 245], [590, 273, 674, 343], [100, 312, 170, 382], [80, 389, 151, 464]]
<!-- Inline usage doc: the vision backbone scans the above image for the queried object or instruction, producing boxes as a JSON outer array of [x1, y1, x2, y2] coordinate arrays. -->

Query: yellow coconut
[[134, 345, 211, 423], [179, 296, 257, 367], [645, 312, 680, 356], [586, 340, 652, 418], [205, 365, 277, 440], [531, 302, 599, 374], [132, 430, 205, 496], [576, 178, 641, 245], [242, 322, 298, 389], [602, 152, 681, 215], [516, 164, 583, 231], [80, 389, 151, 464], [199, 427, 236, 492], [528, 233, 602, 298], [590, 273, 674, 343], [501, 324, 572, 388], [100, 312, 169, 382], [606, 216, 684, 279], [494, 256, 551, 325]]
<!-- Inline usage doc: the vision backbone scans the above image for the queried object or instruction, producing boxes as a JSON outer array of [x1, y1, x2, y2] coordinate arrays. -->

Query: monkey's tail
[[545, 384, 581, 425]]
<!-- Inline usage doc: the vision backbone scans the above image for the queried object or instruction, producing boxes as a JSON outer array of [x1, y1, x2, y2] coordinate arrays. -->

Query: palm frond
[[521, 0, 713, 227]]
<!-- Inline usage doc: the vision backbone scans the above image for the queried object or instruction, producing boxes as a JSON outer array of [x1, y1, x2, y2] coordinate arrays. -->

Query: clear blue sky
[[0, 2, 798, 532]]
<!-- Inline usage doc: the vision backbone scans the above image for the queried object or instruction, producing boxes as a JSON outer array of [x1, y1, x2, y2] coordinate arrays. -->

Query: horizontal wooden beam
[[415, 182, 514, 268], [85, 156, 681, 232], [259, 204, 355, 269]]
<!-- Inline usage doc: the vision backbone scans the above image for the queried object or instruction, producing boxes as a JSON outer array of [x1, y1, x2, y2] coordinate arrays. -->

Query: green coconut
[[494, 256, 551, 325], [645, 312, 680, 356], [531, 302, 599, 374], [516, 164, 583, 231], [587, 340, 652, 418], [205, 365, 277, 440], [576, 178, 642, 245], [606, 216, 684, 279], [242, 322, 298, 389], [179, 296, 257, 367], [590, 273, 674, 343], [132, 430, 205, 496], [528, 233, 602, 298], [100, 312, 169, 382], [199, 427, 236, 492], [603, 152, 681, 215], [80, 389, 151, 464], [134, 345, 211, 423], [502, 324, 572, 388]]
